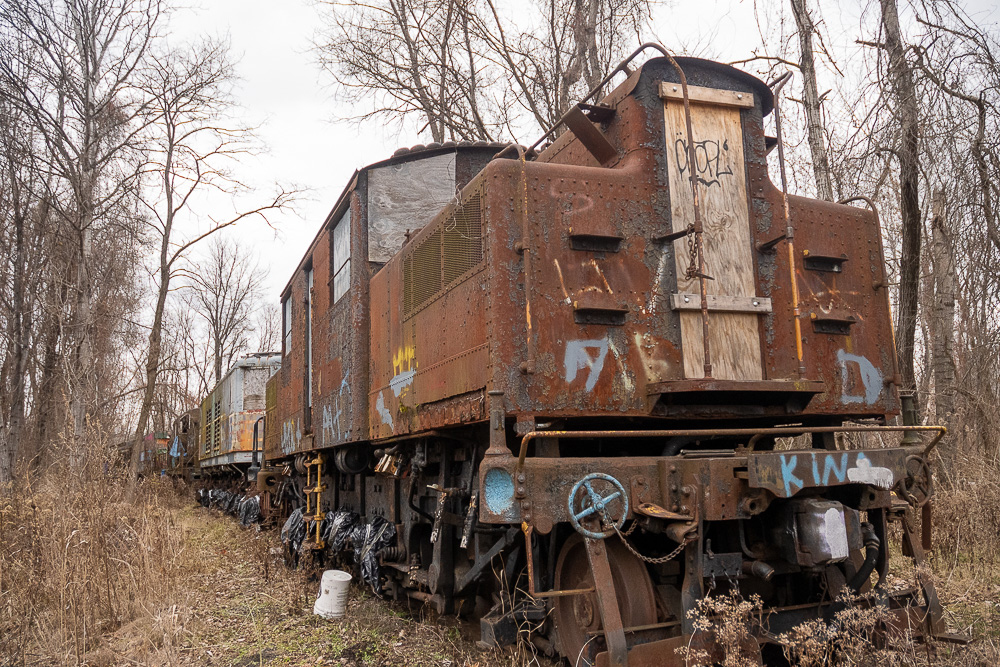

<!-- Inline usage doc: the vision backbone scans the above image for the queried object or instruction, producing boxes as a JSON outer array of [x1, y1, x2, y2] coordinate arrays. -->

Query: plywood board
[[664, 95, 763, 380], [659, 83, 755, 109]]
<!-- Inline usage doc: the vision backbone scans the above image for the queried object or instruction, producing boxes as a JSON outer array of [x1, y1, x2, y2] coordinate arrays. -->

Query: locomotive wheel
[[552, 534, 656, 661]]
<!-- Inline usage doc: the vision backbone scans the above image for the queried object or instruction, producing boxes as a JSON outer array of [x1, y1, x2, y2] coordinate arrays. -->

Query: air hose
[[847, 522, 880, 593]]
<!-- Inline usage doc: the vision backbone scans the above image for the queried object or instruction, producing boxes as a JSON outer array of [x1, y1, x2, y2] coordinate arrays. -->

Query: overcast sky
[[168, 0, 999, 305]]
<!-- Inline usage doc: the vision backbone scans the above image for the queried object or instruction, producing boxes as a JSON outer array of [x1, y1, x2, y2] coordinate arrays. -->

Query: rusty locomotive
[[257, 45, 946, 665]]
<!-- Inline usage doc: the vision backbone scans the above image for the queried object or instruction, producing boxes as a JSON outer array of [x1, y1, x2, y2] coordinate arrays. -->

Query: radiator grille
[[403, 189, 483, 318]]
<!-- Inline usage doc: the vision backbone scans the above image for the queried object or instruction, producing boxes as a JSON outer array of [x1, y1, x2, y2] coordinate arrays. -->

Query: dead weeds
[[93, 502, 535, 667]]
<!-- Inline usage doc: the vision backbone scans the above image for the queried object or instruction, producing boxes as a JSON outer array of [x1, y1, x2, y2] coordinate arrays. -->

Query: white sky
[[167, 0, 999, 305]]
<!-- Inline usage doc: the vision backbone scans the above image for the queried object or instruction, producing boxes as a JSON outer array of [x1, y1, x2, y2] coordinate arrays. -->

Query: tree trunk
[[69, 195, 94, 469], [971, 97, 1000, 253], [130, 136, 177, 481], [789, 0, 834, 200], [30, 283, 64, 465], [130, 262, 169, 477], [879, 0, 922, 400], [0, 204, 27, 487], [930, 190, 956, 426]]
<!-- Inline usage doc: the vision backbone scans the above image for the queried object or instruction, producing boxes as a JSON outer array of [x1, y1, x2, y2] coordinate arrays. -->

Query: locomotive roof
[[649, 56, 774, 116], [279, 57, 772, 298], [280, 140, 510, 298]]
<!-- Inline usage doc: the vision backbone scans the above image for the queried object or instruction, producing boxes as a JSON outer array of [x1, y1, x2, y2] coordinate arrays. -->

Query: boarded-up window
[[368, 152, 457, 262], [331, 210, 351, 303]]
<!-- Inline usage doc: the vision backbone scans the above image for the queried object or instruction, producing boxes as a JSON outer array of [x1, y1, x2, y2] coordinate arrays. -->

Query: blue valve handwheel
[[567, 473, 628, 539]]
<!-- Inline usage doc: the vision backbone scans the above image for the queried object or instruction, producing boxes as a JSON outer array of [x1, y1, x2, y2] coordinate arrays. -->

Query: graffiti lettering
[[564, 339, 609, 392], [322, 373, 352, 446], [281, 418, 301, 455], [836, 350, 882, 405], [780, 454, 804, 498], [391, 345, 417, 401], [673, 137, 734, 188], [778, 450, 895, 497]]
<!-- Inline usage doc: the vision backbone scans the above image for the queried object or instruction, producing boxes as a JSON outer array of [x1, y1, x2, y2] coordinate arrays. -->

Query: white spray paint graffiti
[[321, 373, 352, 446], [375, 391, 394, 429], [606, 337, 635, 395], [564, 339, 610, 392], [836, 350, 882, 405], [281, 418, 301, 455], [389, 370, 416, 397], [821, 507, 850, 560], [846, 452, 894, 489]]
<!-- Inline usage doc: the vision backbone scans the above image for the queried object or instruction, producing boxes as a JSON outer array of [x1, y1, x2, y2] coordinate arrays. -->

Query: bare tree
[[0, 67, 52, 485], [128, 39, 293, 477], [184, 237, 267, 385], [315, 0, 654, 142], [0, 0, 161, 459], [876, 0, 923, 401], [929, 189, 956, 425], [788, 0, 834, 200], [254, 302, 282, 354]]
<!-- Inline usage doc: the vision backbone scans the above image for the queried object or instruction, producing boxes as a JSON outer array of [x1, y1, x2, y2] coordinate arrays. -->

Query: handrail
[[514, 425, 946, 474]]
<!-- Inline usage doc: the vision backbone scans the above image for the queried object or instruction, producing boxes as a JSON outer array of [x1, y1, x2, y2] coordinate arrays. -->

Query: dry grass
[[0, 447, 192, 667], [0, 451, 538, 667], [3, 421, 1000, 666]]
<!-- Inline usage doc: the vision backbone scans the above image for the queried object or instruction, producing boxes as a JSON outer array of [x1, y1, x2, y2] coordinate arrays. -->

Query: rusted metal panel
[[367, 184, 490, 439], [748, 448, 908, 498], [273, 261, 307, 457], [264, 374, 279, 459]]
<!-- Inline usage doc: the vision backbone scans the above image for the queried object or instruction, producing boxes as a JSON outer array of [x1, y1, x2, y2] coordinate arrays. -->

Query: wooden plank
[[659, 83, 755, 109], [670, 293, 772, 314], [664, 96, 763, 381]]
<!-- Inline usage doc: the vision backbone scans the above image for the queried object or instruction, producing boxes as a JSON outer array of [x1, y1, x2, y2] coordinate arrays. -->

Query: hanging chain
[[684, 223, 698, 280], [613, 521, 695, 565]]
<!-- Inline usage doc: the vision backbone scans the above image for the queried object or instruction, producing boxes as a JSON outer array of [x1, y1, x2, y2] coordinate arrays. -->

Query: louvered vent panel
[[403, 254, 414, 316], [443, 192, 482, 284], [403, 187, 484, 320], [412, 229, 442, 309]]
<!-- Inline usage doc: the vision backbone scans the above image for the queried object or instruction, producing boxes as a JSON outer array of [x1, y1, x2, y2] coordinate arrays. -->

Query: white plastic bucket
[[313, 569, 352, 619]]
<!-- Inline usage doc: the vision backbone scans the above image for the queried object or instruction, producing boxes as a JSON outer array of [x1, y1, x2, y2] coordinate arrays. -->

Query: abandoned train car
[[259, 46, 945, 666], [199, 353, 281, 476]]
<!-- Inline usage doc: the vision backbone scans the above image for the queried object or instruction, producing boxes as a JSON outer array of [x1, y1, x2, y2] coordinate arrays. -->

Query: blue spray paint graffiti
[[564, 339, 609, 392], [322, 373, 351, 445], [778, 450, 894, 497], [837, 350, 883, 405]]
